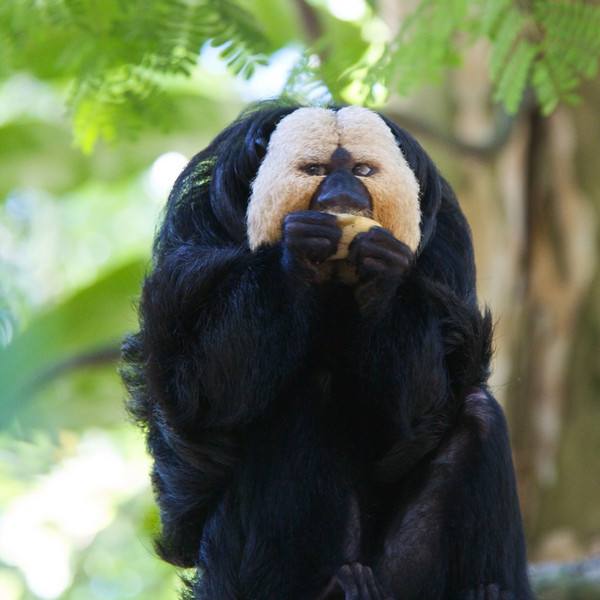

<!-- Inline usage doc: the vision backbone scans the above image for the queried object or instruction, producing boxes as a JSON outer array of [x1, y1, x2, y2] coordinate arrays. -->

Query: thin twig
[[294, 0, 322, 43], [32, 343, 121, 387], [384, 110, 517, 160]]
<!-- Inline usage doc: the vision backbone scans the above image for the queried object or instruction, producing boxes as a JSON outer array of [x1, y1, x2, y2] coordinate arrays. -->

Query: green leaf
[[362, 0, 471, 101], [0, 0, 271, 150], [0, 259, 146, 426], [239, 0, 302, 50], [494, 39, 537, 113], [533, 60, 560, 115], [478, 0, 512, 37], [316, 11, 370, 100], [489, 7, 523, 82]]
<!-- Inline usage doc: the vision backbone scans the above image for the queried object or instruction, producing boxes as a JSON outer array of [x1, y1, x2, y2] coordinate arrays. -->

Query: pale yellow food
[[327, 212, 381, 260]]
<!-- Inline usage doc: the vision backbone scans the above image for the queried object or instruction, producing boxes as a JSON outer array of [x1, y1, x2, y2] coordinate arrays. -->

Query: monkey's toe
[[334, 562, 390, 600], [461, 583, 515, 599]]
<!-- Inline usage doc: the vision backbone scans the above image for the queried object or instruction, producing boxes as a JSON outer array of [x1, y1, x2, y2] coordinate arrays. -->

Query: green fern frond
[[530, 0, 600, 113], [1, 0, 270, 150], [487, 0, 600, 113], [3, 0, 600, 146], [489, 7, 523, 82], [210, 0, 269, 78], [70, 66, 176, 152], [478, 0, 512, 36], [494, 39, 537, 113], [355, 0, 600, 115], [282, 52, 331, 105], [362, 0, 470, 102]]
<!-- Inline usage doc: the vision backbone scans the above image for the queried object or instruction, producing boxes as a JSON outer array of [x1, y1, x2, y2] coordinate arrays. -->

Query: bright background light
[[326, 0, 368, 21], [0, 432, 149, 599], [145, 152, 189, 201]]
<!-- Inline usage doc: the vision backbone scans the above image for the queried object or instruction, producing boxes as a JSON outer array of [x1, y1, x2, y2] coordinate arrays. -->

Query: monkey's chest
[[312, 285, 361, 371]]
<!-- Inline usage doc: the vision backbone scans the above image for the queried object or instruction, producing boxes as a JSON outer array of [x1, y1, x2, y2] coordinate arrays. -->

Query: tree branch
[[32, 344, 121, 388], [383, 109, 517, 160], [294, 0, 323, 43]]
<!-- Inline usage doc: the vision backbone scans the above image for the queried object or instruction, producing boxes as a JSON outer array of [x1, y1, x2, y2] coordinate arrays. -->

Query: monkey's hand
[[348, 227, 413, 316], [281, 210, 341, 284]]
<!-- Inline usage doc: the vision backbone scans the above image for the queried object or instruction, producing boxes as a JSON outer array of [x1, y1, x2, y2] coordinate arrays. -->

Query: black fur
[[121, 102, 532, 599]]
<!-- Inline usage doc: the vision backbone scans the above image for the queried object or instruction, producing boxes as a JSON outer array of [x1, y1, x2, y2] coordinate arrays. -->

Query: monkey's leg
[[195, 393, 360, 600], [195, 478, 348, 600], [372, 390, 532, 600], [322, 562, 391, 600]]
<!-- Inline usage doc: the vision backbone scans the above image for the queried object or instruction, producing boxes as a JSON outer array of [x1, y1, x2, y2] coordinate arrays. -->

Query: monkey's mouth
[[322, 206, 373, 219]]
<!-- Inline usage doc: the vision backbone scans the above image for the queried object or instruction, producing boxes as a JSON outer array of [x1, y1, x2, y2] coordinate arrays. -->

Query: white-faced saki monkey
[[122, 104, 532, 600]]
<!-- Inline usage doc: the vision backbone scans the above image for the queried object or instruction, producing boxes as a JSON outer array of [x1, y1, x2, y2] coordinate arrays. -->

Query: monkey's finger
[[363, 225, 397, 241], [352, 227, 413, 256], [284, 210, 338, 226], [364, 566, 383, 600], [352, 246, 410, 279], [347, 233, 372, 264], [357, 257, 388, 278], [287, 236, 338, 261], [284, 221, 342, 242], [351, 232, 412, 260], [336, 565, 359, 598], [347, 235, 404, 267], [287, 235, 336, 252], [356, 241, 411, 268], [348, 563, 371, 598]]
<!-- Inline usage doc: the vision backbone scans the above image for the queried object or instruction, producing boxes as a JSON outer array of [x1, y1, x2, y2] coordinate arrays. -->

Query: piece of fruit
[[327, 212, 381, 260]]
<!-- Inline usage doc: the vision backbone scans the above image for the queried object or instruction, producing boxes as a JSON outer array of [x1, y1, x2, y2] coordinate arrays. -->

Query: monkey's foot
[[460, 584, 515, 599], [333, 562, 390, 600]]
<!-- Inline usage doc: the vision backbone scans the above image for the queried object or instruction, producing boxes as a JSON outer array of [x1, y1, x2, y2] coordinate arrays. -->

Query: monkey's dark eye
[[352, 163, 375, 177], [302, 164, 328, 176]]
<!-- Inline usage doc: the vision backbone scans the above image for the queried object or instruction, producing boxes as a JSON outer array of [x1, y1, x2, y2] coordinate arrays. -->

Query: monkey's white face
[[246, 106, 421, 252]]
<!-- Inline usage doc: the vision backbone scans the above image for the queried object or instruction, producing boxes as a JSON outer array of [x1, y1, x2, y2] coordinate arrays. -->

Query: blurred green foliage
[[1, 0, 270, 151], [0, 8, 246, 592], [2, 0, 599, 151], [1, 1, 600, 599], [361, 0, 600, 113]]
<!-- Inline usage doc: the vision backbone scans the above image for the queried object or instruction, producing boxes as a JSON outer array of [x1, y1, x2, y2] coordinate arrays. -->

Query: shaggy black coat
[[121, 103, 532, 600]]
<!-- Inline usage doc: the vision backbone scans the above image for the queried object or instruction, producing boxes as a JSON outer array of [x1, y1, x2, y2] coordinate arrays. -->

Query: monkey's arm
[[347, 226, 413, 317], [121, 210, 342, 568], [130, 242, 319, 429], [132, 209, 343, 428], [375, 390, 532, 600], [122, 242, 321, 566]]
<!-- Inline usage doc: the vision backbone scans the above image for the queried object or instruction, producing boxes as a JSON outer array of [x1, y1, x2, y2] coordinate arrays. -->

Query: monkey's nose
[[310, 170, 372, 214]]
